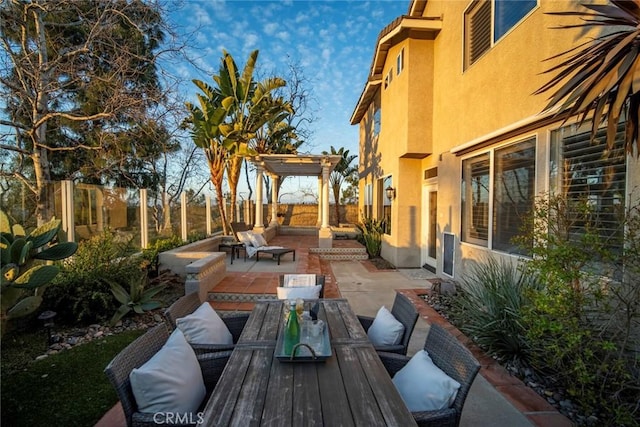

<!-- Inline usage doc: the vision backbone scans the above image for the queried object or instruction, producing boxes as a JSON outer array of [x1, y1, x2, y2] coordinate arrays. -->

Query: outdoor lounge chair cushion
[[176, 302, 233, 345], [276, 285, 323, 300], [392, 349, 461, 412], [248, 231, 268, 247], [367, 306, 404, 346], [237, 231, 254, 246], [129, 329, 206, 414]]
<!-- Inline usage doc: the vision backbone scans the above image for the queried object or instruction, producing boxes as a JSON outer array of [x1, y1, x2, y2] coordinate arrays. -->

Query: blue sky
[[169, 0, 409, 180]]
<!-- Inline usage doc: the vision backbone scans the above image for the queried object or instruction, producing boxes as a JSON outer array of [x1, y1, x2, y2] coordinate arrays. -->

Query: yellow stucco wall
[[356, 0, 635, 271]]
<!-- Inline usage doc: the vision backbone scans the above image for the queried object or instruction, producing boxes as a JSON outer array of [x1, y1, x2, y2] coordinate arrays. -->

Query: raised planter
[[158, 236, 227, 299]]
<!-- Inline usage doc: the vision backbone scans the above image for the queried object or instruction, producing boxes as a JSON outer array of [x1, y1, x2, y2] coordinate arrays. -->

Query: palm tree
[[214, 50, 294, 224], [322, 146, 358, 224], [536, 1, 640, 157], [185, 80, 232, 234]]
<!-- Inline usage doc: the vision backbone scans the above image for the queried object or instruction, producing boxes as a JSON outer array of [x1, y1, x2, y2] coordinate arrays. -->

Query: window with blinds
[[493, 138, 535, 254], [464, 0, 491, 69], [550, 124, 627, 252], [462, 153, 490, 246], [461, 138, 537, 253], [464, 0, 537, 69]]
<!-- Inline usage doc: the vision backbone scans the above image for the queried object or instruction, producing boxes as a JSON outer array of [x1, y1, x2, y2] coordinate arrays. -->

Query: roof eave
[[350, 16, 441, 125]]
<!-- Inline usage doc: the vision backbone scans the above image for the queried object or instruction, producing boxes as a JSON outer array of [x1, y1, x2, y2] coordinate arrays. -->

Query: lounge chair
[[377, 323, 481, 427], [357, 292, 419, 355], [236, 230, 294, 263], [104, 324, 231, 427]]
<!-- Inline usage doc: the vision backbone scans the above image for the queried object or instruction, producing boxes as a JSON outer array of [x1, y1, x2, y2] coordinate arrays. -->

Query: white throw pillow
[[249, 232, 268, 247], [392, 349, 461, 411], [276, 285, 322, 300], [176, 302, 233, 345], [130, 329, 206, 414], [237, 231, 253, 246], [367, 306, 405, 346]]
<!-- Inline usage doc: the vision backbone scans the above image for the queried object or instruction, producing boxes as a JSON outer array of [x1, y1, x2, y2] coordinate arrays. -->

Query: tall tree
[[0, 0, 178, 223], [213, 50, 293, 225], [185, 79, 231, 234], [322, 146, 357, 225], [536, 1, 640, 157]]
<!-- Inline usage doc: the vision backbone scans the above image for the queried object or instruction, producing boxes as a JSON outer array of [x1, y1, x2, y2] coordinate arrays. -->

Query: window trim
[[460, 135, 538, 253], [396, 48, 404, 76], [463, 0, 538, 70]]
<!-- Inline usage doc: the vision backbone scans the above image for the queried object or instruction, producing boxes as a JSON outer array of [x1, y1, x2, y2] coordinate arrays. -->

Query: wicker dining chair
[[104, 324, 231, 427], [163, 292, 249, 355], [378, 323, 481, 427], [357, 292, 419, 355]]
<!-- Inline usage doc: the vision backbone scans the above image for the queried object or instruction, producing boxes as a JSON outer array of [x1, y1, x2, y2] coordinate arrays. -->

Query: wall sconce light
[[385, 185, 396, 201]]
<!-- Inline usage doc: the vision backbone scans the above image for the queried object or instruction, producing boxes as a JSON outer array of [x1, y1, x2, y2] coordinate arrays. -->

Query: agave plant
[[109, 273, 166, 325], [536, 1, 640, 157], [0, 210, 78, 336]]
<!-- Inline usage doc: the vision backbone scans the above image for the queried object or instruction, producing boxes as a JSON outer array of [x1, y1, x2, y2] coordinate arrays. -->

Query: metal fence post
[[181, 192, 187, 242], [61, 180, 75, 242], [140, 188, 148, 249], [206, 195, 212, 236]]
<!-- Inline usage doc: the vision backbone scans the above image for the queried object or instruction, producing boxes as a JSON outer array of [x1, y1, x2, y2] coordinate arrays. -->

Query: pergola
[[248, 154, 342, 248]]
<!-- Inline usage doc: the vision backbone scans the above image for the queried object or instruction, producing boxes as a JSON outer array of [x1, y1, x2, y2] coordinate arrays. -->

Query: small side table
[[219, 241, 245, 264]]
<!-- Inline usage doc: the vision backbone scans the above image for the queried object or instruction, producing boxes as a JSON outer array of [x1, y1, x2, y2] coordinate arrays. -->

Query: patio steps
[[309, 246, 368, 260]]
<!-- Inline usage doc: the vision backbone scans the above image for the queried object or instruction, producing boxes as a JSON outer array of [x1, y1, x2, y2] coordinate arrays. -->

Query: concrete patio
[[96, 234, 572, 427]]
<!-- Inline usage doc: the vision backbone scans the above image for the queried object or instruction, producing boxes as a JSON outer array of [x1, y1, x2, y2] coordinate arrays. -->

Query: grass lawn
[[1, 329, 145, 426]]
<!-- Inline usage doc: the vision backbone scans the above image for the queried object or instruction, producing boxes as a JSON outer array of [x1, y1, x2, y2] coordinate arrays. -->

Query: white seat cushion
[[237, 231, 254, 246], [249, 232, 268, 247], [130, 329, 206, 414], [367, 306, 405, 346], [176, 302, 233, 345], [392, 349, 461, 411], [276, 285, 322, 300]]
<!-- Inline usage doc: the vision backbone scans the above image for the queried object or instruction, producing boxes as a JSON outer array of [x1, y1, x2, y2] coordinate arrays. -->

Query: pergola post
[[318, 160, 333, 248], [316, 176, 322, 227], [254, 162, 265, 233], [270, 174, 279, 227]]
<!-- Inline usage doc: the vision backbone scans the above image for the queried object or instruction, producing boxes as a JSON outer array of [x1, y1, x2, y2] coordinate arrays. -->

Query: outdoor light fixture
[[385, 186, 396, 201]]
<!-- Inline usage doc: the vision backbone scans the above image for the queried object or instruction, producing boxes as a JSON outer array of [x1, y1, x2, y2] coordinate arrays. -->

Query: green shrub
[[42, 230, 143, 325], [451, 256, 542, 363], [0, 210, 77, 336], [140, 234, 184, 275], [357, 214, 385, 258], [517, 194, 639, 424]]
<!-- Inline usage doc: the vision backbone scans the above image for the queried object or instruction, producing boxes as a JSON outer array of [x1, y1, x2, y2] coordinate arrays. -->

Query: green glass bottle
[[284, 300, 300, 356]]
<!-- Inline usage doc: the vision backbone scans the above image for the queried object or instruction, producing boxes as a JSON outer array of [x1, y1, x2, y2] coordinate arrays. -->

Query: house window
[[462, 137, 536, 252], [396, 48, 404, 76], [364, 183, 373, 219], [493, 138, 536, 254], [384, 68, 393, 89], [550, 123, 627, 253], [462, 153, 490, 246], [378, 176, 392, 234], [373, 107, 381, 136], [464, 0, 536, 69]]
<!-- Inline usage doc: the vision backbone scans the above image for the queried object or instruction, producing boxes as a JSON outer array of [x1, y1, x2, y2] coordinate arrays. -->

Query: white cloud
[[264, 22, 278, 36]]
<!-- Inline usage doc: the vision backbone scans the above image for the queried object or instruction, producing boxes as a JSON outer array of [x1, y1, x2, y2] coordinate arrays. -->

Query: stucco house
[[351, 0, 640, 279]]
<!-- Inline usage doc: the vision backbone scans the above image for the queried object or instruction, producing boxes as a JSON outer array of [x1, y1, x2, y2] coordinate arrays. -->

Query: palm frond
[[537, 2, 640, 156]]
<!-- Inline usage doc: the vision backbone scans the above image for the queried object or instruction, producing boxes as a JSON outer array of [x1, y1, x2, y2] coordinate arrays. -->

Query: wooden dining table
[[201, 299, 417, 426]]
